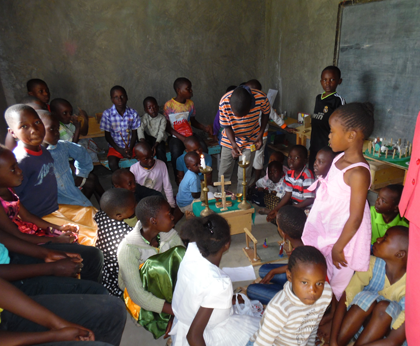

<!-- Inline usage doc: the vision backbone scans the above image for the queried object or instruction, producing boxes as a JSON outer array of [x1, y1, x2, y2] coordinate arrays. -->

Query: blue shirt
[[100, 105, 141, 148], [176, 170, 201, 207], [176, 152, 212, 181]]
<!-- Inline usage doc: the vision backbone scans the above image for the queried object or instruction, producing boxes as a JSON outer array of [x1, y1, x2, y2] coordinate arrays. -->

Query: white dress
[[170, 242, 260, 346]]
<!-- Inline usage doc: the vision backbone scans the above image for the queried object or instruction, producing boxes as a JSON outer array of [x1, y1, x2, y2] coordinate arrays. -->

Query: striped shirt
[[219, 89, 270, 150], [285, 165, 315, 203], [250, 281, 332, 346]]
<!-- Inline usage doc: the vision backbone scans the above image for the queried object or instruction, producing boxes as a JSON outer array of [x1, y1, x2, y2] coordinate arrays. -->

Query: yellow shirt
[[345, 256, 405, 329]]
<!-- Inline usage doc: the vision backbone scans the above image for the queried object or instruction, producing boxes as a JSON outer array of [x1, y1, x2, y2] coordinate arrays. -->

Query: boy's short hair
[[225, 85, 237, 93], [173, 77, 191, 92], [245, 79, 262, 91], [270, 151, 285, 163], [136, 195, 168, 225], [50, 98, 71, 114], [143, 96, 157, 108], [184, 151, 199, 166], [276, 206, 306, 240], [100, 188, 135, 217], [384, 184, 404, 205], [111, 169, 133, 186], [290, 144, 308, 159], [20, 95, 44, 104], [288, 245, 327, 272], [322, 65, 341, 79], [5, 104, 35, 127], [110, 85, 127, 98], [268, 160, 283, 173], [26, 78, 47, 92], [230, 86, 253, 117]]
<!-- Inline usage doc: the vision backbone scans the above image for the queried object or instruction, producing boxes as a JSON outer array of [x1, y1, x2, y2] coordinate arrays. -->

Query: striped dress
[[250, 281, 332, 346]]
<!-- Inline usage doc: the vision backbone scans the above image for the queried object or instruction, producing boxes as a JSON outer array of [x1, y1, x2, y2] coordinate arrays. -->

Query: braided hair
[[332, 102, 374, 139], [287, 246, 327, 272], [180, 214, 231, 257]]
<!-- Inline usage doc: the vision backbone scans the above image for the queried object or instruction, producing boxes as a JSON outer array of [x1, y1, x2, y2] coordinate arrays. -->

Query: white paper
[[222, 265, 256, 282], [266, 89, 278, 106]]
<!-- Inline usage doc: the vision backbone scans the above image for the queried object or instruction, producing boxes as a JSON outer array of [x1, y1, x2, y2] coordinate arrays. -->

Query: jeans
[[144, 133, 167, 163], [246, 263, 288, 305], [1, 294, 126, 346]]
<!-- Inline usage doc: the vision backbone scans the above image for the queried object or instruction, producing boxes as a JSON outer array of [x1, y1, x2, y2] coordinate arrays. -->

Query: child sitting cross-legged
[[371, 184, 408, 244], [265, 145, 315, 222], [248, 246, 332, 346], [247, 206, 306, 305], [329, 226, 408, 346], [117, 195, 185, 338], [95, 188, 136, 296]]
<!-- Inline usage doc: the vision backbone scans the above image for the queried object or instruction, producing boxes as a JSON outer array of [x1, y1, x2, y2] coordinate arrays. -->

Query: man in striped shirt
[[219, 86, 270, 193]]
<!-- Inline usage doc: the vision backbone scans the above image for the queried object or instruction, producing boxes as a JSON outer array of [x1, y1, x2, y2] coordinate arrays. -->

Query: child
[[302, 102, 374, 300], [50, 98, 88, 143], [117, 196, 185, 336], [313, 145, 336, 178], [176, 152, 201, 213], [248, 246, 332, 346], [329, 226, 407, 346], [251, 161, 286, 211], [137, 96, 168, 163], [249, 151, 286, 192], [170, 214, 260, 345], [27, 78, 50, 105], [371, 184, 408, 244], [176, 135, 212, 185], [266, 145, 315, 222], [5, 105, 98, 246], [95, 188, 136, 296], [164, 77, 211, 176], [130, 142, 175, 208], [111, 168, 163, 203], [247, 206, 306, 305], [309, 66, 346, 170], [100, 85, 141, 172]]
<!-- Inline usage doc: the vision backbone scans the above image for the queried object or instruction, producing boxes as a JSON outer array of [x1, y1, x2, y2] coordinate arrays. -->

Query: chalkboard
[[334, 0, 420, 142]]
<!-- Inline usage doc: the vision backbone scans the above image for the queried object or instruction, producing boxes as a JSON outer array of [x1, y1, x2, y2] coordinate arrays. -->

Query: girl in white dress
[[170, 214, 260, 346]]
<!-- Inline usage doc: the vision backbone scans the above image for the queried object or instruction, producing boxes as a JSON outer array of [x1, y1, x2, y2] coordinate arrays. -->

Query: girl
[[302, 102, 374, 300], [170, 214, 260, 346], [0, 145, 78, 245]]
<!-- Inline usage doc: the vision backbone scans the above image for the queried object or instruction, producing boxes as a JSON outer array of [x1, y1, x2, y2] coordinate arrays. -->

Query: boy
[[95, 188, 136, 296], [50, 98, 88, 143], [137, 96, 168, 163], [164, 77, 211, 176], [112, 168, 163, 203], [309, 66, 345, 169], [176, 152, 202, 213], [313, 146, 336, 178], [219, 85, 271, 193], [371, 184, 408, 244], [27, 78, 50, 105], [330, 226, 408, 346], [249, 246, 332, 346], [266, 145, 315, 222], [175, 136, 212, 185], [247, 206, 306, 305], [100, 85, 141, 172], [130, 142, 175, 208]]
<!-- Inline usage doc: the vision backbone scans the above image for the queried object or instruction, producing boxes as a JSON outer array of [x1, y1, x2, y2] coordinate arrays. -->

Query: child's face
[[320, 70, 342, 94], [42, 116, 60, 146], [114, 173, 136, 193], [135, 148, 155, 169], [114, 200, 136, 221], [286, 262, 326, 305], [55, 102, 73, 125], [0, 150, 23, 188], [268, 166, 283, 183], [28, 82, 50, 104], [185, 141, 203, 156], [177, 82, 193, 99], [9, 109, 45, 151], [111, 90, 128, 109], [187, 157, 201, 174], [374, 188, 398, 215], [328, 114, 349, 152], [313, 151, 333, 177], [287, 149, 306, 171], [144, 100, 159, 118], [372, 228, 402, 260], [276, 221, 288, 240], [155, 203, 175, 233]]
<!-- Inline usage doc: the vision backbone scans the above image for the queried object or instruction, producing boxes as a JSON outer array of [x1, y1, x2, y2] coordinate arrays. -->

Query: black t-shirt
[[310, 92, 346, 152]]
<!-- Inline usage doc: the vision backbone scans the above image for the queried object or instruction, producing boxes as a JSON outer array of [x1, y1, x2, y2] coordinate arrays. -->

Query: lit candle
[[200, 154, 206, 169], [242, 154, 246, 164]]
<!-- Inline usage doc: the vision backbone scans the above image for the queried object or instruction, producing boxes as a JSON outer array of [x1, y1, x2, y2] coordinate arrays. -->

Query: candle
[[242, 154, 246, 164], [393, 149, 396, 159], [200, 154, 206, 169]]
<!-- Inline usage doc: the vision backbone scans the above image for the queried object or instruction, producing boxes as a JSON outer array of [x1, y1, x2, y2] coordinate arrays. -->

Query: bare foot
[[258, 208, 271, 215]]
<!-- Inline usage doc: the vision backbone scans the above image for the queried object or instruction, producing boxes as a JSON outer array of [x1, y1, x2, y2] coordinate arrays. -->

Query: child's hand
[[203, 124, 213, 136], [260, 270, 276, 284], [59, 224, 79, 233], [43, 250, 75, 263], [55, 231, 77, 243], [77, 108, 88, 118], [284, 127, 296, 134], [332, 244, 348, 269], [52, 258, 83, 277], [254, 138, 263, 151], [70, 115, 81, 128], [151, 144, 158, 157], [164, 315, 174, 339], [53, 326, 94, 341], [266, 210, 276, 222], [231, 145, 242, 159]]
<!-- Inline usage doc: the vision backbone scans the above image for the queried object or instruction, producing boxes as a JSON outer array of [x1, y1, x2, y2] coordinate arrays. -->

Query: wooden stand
[[242, 227, 261, 265]]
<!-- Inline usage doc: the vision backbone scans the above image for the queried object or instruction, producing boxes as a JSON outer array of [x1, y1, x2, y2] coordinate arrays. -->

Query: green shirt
[[370, 206, 409, 244]]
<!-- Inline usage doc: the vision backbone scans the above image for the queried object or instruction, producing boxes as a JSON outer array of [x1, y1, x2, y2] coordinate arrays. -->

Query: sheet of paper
[[222, 265, 256, 282], [266, 89, 278, 106]]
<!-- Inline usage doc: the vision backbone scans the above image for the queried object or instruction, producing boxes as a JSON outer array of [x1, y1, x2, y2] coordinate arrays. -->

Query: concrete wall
[[0, 0, 265, 124]]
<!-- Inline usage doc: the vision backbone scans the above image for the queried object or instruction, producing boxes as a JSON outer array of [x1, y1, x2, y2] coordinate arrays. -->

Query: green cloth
[[192, 197, 256, 223], [138, 246, 186, 339], [370, 206, 409, 244]]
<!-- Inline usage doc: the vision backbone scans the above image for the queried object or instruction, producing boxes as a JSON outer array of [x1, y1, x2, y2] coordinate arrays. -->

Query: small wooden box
[[368, 161, 405, 191]]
